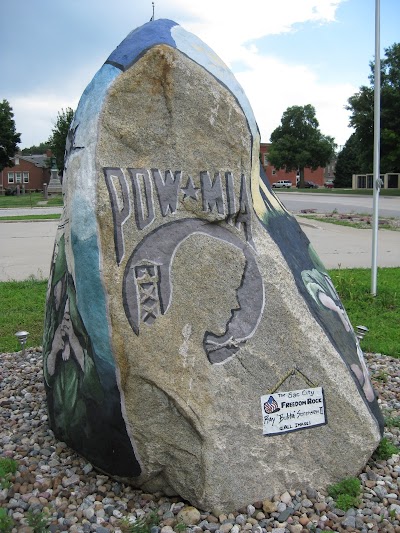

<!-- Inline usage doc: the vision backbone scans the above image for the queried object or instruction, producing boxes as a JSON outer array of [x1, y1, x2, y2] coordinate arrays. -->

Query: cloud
[[10, 94, 79, 148], [172, 0, 343, 63], [13, 0, 353, 148], [233, 47, 355, 145], [167, 0, 352, 145]]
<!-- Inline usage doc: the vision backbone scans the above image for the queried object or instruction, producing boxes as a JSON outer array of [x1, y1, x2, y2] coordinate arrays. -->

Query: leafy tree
[[20, 142, 51, 155], [0, 99, 21, 172], [334, 133, 363, 188], [47, 107, 74, 171], [347, 42, 400, 173], [268, 104, 336, 187]]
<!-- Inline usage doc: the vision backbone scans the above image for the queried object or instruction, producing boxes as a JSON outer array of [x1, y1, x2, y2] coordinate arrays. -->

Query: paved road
[[277, 192, 400, 218], [0, 220, 58, 281], [1, 216, 399, 281]]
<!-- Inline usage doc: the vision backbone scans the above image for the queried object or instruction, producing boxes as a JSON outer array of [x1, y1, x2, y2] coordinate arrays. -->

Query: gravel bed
[[1, 349, 400, 533]]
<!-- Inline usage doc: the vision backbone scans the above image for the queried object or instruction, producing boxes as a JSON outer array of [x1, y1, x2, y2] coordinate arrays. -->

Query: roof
[[16, 155, 49, 168]]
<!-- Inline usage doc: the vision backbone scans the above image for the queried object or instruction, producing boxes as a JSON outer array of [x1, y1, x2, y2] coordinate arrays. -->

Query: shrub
[[373, 437, 399, 460], [327, 477, 361, 511]]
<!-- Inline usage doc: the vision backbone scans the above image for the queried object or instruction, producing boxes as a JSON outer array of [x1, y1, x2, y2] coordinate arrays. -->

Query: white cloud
[[172, 0, 343, 63], [14, 0, 353, 148], [233, 48, 355, 146], [171, 0, 353, 145], [11, 94, 79, 148]]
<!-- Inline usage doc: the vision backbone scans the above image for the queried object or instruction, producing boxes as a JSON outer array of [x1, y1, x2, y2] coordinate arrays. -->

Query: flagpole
[[371, 0, 381, 296]]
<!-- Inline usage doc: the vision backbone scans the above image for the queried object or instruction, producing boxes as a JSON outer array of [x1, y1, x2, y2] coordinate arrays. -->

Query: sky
[[1, 0, 399, 150]]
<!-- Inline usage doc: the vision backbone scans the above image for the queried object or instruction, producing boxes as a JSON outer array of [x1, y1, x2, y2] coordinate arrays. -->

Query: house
[[0, 152, 52, 193], [260, 143, 325, 187]]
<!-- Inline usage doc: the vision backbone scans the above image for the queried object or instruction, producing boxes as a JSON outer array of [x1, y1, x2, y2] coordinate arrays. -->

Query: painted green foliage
[[43, 235, 104, 445]]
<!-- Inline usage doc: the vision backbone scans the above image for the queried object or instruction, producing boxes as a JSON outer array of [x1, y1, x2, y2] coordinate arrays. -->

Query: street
[[1, 211, 399, 281], [277, 191, 400, 218]]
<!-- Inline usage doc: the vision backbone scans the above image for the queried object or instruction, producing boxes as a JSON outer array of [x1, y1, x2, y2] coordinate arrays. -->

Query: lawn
[[0, 268, 398, 357], [0, 214, 61, 221], [0, 278, 48, 353], [329, 267, 400, 358], [0, 192, 63, 208]]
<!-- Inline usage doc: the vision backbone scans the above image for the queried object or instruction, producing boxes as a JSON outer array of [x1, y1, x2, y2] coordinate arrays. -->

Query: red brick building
[[0, 153, 51, 193], [260, 143, 325, 187]]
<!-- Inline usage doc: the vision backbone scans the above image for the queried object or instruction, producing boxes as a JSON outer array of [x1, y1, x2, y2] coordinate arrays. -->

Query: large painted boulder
[[43, 19, 383, 512]]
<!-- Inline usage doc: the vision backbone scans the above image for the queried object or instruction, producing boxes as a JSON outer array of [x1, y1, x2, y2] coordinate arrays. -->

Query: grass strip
[[0, 214, 60, 221], [0, 269, 398, 356], [0, 192, 63, 208], [298, 214, 398, 231]]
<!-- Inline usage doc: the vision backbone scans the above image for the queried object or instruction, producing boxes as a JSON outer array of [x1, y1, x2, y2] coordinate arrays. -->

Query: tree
[[334, 133, 364, 188], [21, 142, 51, 155], [268, 104, 336, 187], [47, 107, 74, 171], [347, 42, 400, 173], [0, 99, 21, 172]]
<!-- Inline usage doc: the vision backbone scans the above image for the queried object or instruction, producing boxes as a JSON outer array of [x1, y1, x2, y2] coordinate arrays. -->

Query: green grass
[[0, 278, 47, 352], [0, 269, 398, 357], [330, 267, 400, 358], [0, 214, 60, 221], [327, 477, 361, 511], [0, 192, 63, 208], [372, 437, 399, 460]]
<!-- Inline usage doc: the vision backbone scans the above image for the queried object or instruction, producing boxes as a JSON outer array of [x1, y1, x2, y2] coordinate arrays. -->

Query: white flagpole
[[371, 0, 381, 296]]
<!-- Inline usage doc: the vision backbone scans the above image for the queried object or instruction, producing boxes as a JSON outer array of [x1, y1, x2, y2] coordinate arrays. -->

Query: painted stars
[[181, 176, 199, 200]]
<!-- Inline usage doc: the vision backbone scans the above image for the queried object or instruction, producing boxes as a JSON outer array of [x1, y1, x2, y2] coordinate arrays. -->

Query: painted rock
[[43, 19, 383, 512]]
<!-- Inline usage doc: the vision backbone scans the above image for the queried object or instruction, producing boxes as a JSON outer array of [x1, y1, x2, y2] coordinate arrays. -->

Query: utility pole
[[371, 0, 381, 296]]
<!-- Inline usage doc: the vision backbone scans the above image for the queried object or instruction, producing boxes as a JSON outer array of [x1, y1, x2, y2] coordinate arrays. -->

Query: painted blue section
[[71, 226, 115, 390], [70, 64, 120, 390], [106, 19, 177, 71], [72, 64, 120, 144]]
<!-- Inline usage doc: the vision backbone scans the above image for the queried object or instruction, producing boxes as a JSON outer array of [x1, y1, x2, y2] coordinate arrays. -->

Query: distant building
[[352, 173, 400, 190], [0, 152, 52, 193], [260, 143, 325, 187]]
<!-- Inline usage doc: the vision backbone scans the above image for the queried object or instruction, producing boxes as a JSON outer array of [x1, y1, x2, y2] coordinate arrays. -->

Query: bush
[[373, 437, 399, 460], [327, 477, 361, 511]]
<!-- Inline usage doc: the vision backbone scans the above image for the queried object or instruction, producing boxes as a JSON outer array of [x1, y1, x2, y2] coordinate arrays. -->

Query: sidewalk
[[297, 217, 400, 269], [0, 217, 399, 281]]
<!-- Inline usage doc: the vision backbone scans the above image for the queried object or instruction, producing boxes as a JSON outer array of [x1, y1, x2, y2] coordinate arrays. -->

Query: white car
[[272, 180, 292, 188]]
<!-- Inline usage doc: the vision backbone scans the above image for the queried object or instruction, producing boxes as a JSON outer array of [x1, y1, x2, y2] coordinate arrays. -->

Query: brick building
[[0, 153, 52, 193], [260, 143, 325, 187]]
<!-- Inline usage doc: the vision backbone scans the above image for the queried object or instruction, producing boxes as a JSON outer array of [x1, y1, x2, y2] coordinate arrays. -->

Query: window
[[263, 154, 268, 165], [15, 172, 22, 183], [8, 172, 14, 184], [272, 169, 276, 175], [357, 175, 366, 188], [14, 157, 20, 165], [23, 172, 29, 183]]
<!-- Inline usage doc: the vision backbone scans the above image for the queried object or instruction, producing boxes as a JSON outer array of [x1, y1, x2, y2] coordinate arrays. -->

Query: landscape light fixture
[[15, 330, 29, 355], [356, 325, 369, 342]]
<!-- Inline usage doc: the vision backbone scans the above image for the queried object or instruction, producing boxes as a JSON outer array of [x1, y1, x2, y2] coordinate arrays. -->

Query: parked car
[[325, 180, 334, 189], [296, 181, 318, 189], [272, 179, 292, 188]]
